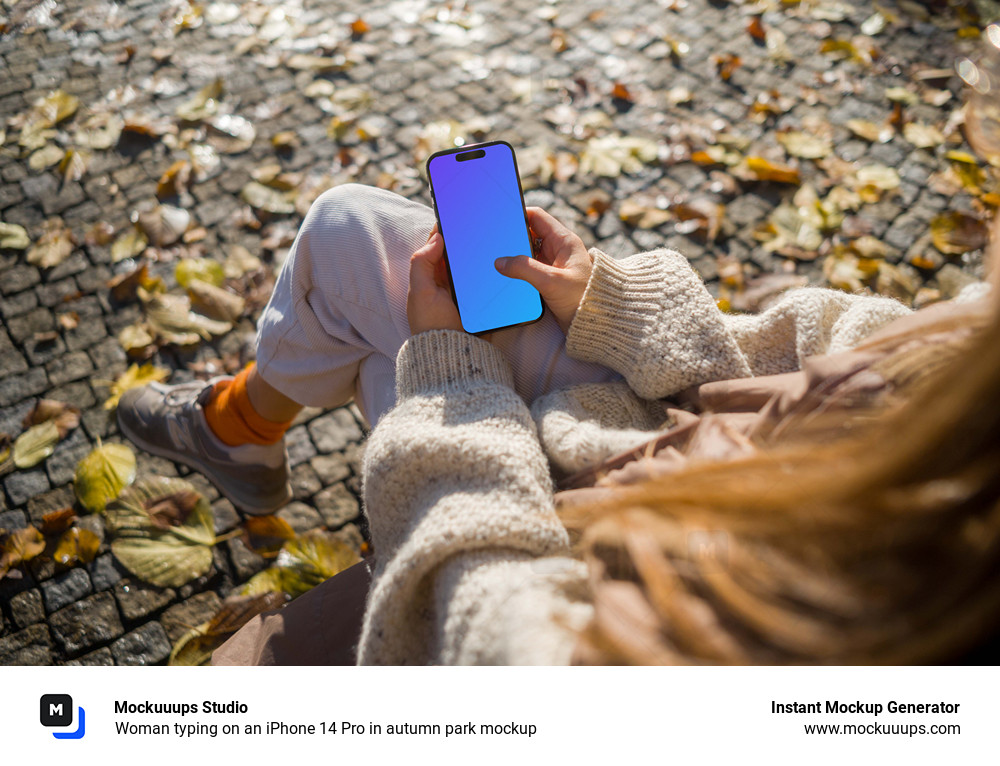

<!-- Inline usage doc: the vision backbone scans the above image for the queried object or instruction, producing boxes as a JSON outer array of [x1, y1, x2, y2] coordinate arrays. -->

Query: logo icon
[[40, 694, 86, 739]]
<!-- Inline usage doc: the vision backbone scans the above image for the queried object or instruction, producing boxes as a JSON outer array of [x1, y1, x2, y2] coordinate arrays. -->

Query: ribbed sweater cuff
[[396, 330, 515, 398], [565, 248, 667, 372]]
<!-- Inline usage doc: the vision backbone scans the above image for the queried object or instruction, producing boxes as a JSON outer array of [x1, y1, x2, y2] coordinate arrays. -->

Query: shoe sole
[[116, 410, 292, 516]]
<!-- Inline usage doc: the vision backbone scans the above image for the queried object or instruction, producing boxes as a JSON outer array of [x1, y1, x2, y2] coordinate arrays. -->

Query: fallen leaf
[[350, 17, 370, 36], [85, 221, 115, 246], [240, 530, 361, 598], [846, 119, 893, 143], [144, 489, 202, 530], [777, 131, 832, 159], [271, 131, 298, 151], [40, 508, 77, 536], [743, 156, 801, 184], [122, 112, 178, 139], [106, 477, 217, 588], [713, 54, 742, 81], [26, 218, 75, 268], [58, 148, 90, 183], [823, 251, 879, 292], [206, 113, 256, 154], [223, 245, 263, 278], [53, 527, 101, 567], [240, 181, 296, 214], [110, 225, 149, 263], [168, 593, 288, 665], [28, 144, 64, 170], [13, 420, 61, 469], [23, 399, 80, 438], [885, 86, 919, 105], [0, 222, 30, 250], [103, 363, 170, 410], [142, 290, 233, 345], [579, 135, 659, 177], [930, 211, 988, 255], [156, 160, 192, 200], [243, 515, 297, 558], [175, 257, 225, 288], [747, 16, 766, 41], [117, 323, 157, 358], [176, 78, 223, 121], [137, 205, 191, 247], [186, 278, 245, 323], [73, 111, 124, 150], [903, 122, 944, 149], [611, 82, 635, 103], [74, 441, 137, 512], [17, 90, 79, 147], [0, 527, 46, 579]]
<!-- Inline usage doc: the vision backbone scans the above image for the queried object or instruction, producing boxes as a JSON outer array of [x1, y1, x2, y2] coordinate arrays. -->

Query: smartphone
[[426, 140, 543, 335]]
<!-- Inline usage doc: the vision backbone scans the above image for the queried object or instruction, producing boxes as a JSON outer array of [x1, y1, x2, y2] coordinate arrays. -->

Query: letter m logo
[[40, 695, 73, 727]]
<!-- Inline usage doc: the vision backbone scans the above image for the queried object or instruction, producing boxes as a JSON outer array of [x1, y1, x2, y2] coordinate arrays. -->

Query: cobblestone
[[49, 592, 124, 656], [41, 568, 93, 613], [111, 622, 171, 665]]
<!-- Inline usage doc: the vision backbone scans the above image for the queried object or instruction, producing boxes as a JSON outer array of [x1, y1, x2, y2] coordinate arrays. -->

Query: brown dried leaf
[[85, 221, 116, 247], [619, 197, 672, 229], [713, 54, 742, 81], [243, 515, 297, 558], [747, 16, 766, 42], [26, 218, 75, 268], [23, 399, 81, 439], [846, 119, 893, 143], [144, 490, 202, 530], [930, 211, 988, 255], [137, 205, 191, 247], [59, 148, 91, 183], [40, 508, 77, 537], [156, 160, 192, 200], [0, 527, 46, 579], [350, 17, 370, 36]]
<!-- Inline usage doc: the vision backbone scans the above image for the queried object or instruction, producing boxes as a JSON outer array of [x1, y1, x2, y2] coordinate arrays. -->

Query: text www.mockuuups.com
[[802, 722, 961, 736]]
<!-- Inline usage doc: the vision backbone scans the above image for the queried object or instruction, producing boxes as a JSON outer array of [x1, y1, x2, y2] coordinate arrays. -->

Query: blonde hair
[[564, 297, 1000, 665]]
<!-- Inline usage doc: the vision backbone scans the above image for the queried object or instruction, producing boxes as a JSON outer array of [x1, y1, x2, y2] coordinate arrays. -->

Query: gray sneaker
[[116, 377, 292, 515]]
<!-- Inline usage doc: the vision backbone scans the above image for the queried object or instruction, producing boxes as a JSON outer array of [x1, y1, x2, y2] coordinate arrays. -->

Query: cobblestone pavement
[[0, 0, 993, 664]]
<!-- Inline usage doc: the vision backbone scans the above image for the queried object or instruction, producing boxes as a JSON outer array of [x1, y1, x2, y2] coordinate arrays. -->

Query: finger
[[525, 207, 575, 242], [410, 232, 444, 288], [494, 254, 559, 291]]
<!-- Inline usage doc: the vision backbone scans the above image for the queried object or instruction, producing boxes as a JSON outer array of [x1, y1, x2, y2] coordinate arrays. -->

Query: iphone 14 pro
[[426, 140, 543, 334]]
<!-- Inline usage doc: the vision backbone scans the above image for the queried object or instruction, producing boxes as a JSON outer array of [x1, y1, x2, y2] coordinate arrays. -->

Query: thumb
[[495, 254, 557, 291]]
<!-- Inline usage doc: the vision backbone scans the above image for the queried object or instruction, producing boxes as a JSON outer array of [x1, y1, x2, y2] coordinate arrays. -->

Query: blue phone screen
[[428, 143, 542, 334]]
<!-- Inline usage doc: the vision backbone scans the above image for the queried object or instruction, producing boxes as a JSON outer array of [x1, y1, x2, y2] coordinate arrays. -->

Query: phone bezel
[[426, 139, 544, 336]]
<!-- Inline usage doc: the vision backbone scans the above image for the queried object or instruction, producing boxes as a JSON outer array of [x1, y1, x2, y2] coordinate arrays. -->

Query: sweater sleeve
[[565, 248, 912, 395], [357, 330, 591, 665]]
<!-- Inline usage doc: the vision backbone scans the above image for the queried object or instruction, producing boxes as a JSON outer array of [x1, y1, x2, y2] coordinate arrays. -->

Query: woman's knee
[[307, 183, 401, 227]]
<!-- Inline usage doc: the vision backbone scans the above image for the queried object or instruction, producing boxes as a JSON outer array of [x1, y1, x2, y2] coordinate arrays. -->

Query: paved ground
[[0, 0, 993, 664]]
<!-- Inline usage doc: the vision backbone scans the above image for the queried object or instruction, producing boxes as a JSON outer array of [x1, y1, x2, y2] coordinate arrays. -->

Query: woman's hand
[[407, 228, 463, 336], [494, 207, 593, 334]]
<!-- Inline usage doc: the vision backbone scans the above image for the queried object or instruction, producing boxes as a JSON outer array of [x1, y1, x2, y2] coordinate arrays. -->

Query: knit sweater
[[357, 247, 912, 665]]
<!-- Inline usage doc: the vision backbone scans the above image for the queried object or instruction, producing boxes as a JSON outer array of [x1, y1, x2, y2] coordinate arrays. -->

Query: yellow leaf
[[103, 363, 170, 410], [0, 527, 46, 579], [13, 420, 61, 469], [175, 257, 225, 288], [744, 156, 801, 184], [0, 222, 30, 250], [26, 217, 75, 269], [54, 527, 101, 567], [74, 441, 137, 512]]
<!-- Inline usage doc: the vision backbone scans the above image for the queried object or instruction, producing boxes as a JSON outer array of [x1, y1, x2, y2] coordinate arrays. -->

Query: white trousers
[[255, 184, 618, 425]]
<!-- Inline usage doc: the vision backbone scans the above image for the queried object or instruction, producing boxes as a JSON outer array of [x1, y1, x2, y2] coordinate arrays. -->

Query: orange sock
[[203, 365, 294, 447]]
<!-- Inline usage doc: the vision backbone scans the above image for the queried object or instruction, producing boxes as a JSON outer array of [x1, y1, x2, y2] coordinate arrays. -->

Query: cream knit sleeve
[[566, 248, 912, 393], [358, 330, 591, 665], [566, 248, 753, 398]]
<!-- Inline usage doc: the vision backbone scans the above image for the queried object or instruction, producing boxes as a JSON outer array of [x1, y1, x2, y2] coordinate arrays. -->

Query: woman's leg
[[255, 183, 618, 425]]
